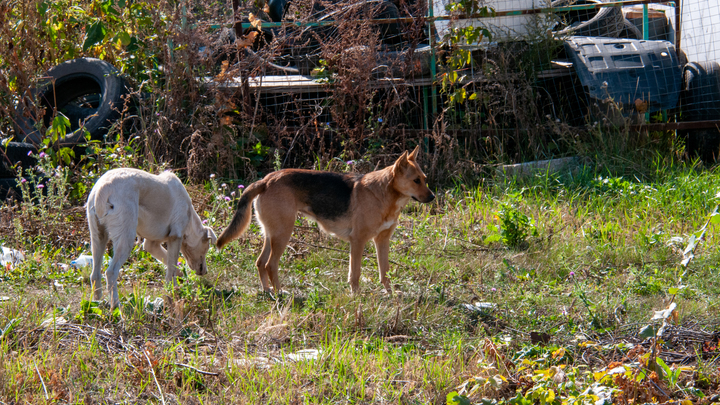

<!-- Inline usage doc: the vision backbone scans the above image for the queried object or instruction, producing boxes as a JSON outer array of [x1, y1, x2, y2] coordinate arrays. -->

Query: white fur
[[378, 220, 396, 232], [86, 168, 217, 308]]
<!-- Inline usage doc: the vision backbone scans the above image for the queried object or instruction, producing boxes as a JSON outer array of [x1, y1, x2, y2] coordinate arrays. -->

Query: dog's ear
[[393, 151, 409, 173], [204, 227, 218, 245], [408, 145, 420, 161]]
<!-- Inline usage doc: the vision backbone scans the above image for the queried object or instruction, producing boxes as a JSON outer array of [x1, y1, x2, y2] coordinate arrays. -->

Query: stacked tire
[[679, 61, 720, 162], [0, 142, 36, 201], [14, 58, 128, 145], [551, 0, 630, 38], [2, 58, 128, 202]]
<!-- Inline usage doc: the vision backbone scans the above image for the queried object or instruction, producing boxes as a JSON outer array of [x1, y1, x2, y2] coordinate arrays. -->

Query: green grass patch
[[2, 159, 720, 403]]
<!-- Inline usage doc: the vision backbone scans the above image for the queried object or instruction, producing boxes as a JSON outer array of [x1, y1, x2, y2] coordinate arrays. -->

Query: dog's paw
[[255, 290, 275, 301], [268, 289, 291, 301]]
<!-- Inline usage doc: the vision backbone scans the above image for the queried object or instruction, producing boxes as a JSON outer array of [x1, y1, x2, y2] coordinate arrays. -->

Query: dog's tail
[[89, 182, 114, 219], [216, 179, 267, 249]]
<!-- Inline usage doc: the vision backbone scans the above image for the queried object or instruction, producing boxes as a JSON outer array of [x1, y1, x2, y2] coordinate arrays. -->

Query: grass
[[2, 0, 718, 401], [2, 156, 720, 403]]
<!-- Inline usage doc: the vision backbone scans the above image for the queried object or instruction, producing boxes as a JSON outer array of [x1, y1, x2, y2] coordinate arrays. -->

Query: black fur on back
[[286, 171, 362, 220]]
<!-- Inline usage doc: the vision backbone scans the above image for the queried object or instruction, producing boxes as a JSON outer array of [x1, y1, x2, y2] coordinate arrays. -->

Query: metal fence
[[210, 0, 720, 164]]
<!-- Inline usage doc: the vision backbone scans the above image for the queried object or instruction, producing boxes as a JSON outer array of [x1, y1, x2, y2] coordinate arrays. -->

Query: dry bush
[[1, 0, 671, 189]]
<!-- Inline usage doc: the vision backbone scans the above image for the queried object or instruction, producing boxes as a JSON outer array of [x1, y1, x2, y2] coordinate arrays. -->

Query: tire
[[0, 177, 28, 203], [679, 61, 720, 161], [13, 58, 129, 146], [677, 48, 688, 68], [552, 0, 626, 38], [0, 142, 37, 178], [375, 44, 433, 78], [267, 0, 288, 21], [618, 18, 642, 39], [374, 1, 401, 47]]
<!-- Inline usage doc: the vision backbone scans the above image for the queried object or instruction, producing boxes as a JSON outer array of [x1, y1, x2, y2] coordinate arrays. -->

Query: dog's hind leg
[[254, 197, 295, 293], [373, 229, 394, 294], [105, 231, 134, 309], [104, 203, 138, 309], [348, 239, 367, 294], [267, 228, 293, 293], [88, 214, 108, 301], [256, 235, 273, 292], [255, 227, 293, 293]]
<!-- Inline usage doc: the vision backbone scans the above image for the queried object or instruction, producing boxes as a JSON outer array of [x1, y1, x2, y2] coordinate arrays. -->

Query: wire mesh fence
[[206, 0, 720, 173], [2, 0, 718, 184]]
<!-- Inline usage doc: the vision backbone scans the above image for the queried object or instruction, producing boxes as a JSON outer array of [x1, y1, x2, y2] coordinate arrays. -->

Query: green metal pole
[[643, 3, 649, 122], [429, 0, 438, 128], [423, 87, 429, 130]]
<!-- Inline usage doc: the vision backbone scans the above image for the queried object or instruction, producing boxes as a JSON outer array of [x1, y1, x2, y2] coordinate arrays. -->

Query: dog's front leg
[[165, 238, 182, 286], [143, 240, 168, 265], [373, 229, 394, 295], [348, 239, 367, 293]]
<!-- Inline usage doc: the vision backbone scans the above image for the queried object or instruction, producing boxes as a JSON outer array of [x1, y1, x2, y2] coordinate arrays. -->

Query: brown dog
[[216, 146, 435, 294]]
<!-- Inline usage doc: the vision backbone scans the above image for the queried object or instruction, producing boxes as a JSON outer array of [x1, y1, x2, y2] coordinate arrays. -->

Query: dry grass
[[1, 0, 719, 403], [3, 158, 720, 402]]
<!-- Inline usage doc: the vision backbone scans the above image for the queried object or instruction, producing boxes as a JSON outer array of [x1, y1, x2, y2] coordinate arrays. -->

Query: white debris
[[70, 254, 93, 268], [1, 246, 25, 268], [285, 349, 321, 362], [41, 316, 68, 328]]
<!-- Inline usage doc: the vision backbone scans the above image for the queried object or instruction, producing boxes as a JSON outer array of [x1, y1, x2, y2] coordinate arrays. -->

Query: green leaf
[[710, 212, 720, 225], [47, 113, 71, 142], [655, 357, 672, 376], [668, 287, 679, 295], [100, 0, 117, 14], [0, 318, 19, 339], [83, 21, 107, 51], [117, 31, 131, 46], [36, 1, 50, 15], [61, 151, 72, 165], [446, 392, 471, 405], [639, 324, 656, 338], [544, 389, 555, 403], [126, 36, 140, 52], [508, 393, 532, 405]]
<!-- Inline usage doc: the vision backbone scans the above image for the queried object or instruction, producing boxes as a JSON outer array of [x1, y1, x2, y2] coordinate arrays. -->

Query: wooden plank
[[206, 75, 435, 94], [631, 120, 720, 131]]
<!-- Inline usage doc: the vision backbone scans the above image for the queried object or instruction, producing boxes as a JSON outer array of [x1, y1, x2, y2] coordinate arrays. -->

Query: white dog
[[86, 168, 217, 308]]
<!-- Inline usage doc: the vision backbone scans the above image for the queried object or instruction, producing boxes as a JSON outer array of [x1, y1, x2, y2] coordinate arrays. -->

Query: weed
[[1, 0, 720, 403], [485, 192, 537, 249]]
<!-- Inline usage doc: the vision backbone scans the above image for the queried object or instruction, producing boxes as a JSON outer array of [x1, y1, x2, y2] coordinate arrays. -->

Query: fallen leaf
[[634, 98, 649, 114], [237, 31, 259, 49], [651, 302, 677, 321], [249, 13, 263, 29], [531, 331, 551, 345], [215, 60, 230, 81]]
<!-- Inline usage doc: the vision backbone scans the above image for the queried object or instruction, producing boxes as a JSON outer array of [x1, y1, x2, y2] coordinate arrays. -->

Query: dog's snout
[[413, 191, 435, 203]]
